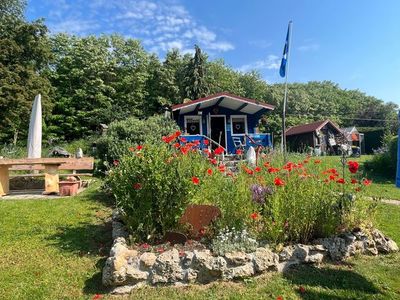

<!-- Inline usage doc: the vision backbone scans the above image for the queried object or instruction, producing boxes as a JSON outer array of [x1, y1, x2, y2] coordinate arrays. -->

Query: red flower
[[351, 178, 358, 184], [250, 212, 259, 220], [157, 247, 164, 254], [141, 243, 150, 249], [113, 159, 119, 166], [214, 146, 225, 155], [133, 183, 142, 190], [276, 296, 283, 300], [254, 166, 262, 172], [180, 146, 190, 155], [173, 142, 180, 148], [299, 286, 306, 294], [218, 165, 226, 172], [137, 145, 143, 151], [236, 149, 243, 155], [180, 137, 187, 143], [329, 174, 337, 180], [128, 147, 135, 152], [355, 187, 361, 192], [263, 161, 270, 167], [274, 177, 285, 186], [174, 130, 181, 138], [314, 159, 321, 164], [192, 177, 200, 185], [336, 178, 345, 184], [243, 167, 254, 175], [93, 294, 103, 300], [362, 179, 372, 186], [283, 162, 295, 172], [207, 168, 213, 175], [268, 167, 280, 173], [203, 139, 209, 145], [210, 158, 217, 165], [348, 161, 359, 174]]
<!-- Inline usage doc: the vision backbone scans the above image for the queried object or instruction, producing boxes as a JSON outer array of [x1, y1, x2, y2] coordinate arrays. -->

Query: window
[[231, 115, 247, 135], [184, 116, 202, 135]]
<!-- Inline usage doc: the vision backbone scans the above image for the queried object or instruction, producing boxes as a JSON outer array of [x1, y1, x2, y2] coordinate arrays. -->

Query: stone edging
[[102, 209, 399, 295]]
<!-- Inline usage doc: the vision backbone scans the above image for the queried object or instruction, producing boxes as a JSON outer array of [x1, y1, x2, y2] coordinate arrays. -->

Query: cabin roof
[[286, 119, 342, 136], [171, 92, 275, 115]]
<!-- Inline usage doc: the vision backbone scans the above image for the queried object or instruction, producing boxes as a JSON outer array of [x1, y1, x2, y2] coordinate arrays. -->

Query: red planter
[[59, 181, 79, 196]]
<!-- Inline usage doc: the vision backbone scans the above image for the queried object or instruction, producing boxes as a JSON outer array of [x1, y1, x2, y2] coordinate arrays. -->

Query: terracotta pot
[[59, 181, 79, 196]]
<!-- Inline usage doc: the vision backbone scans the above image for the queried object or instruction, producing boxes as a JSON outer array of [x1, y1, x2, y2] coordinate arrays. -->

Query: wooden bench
[[0, 157, 94, 196]]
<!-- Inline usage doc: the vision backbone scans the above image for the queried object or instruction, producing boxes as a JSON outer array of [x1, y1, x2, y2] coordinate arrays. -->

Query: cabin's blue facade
[[171, 93, 274, 154]]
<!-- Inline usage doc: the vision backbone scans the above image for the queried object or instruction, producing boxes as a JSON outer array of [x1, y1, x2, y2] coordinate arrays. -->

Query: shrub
[[210, 228, 258, 256], [96, 115, 179, 165], [365, 136, 398, 177]]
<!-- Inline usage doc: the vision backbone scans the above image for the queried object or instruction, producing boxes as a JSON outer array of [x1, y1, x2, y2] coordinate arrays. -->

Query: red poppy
[[268, 167, 280, 173], [299, 286, 306, 294], [283, 162, 295, 172], [348, 161, 359, 174], [215, 146, 225, 155], [174, 130, 181, 138], [141, 243, 150, 249], [236, 149, 243, 155], [180, 146, 190, 155], [218, 165, 226, 172], [93, 294, 103, 300], [136, 145, 143, 151], [351, 178, 358, 184], [276, 296, 283, 300], [329, 174, 337, 180], [323, 168, 339, 175], [263, 161, 270, 167], [180, 137, 187, 143], [362, 179, 372, 186], [314, 160, 321, 164], [210, 158, 217, 165], [133, 183, 142, 190], [303, 159, 309, 164], [207, 168, 213, 175], [274, 177, 285, 186], [203, 139, 209, 145], [193, 140, 200, 146], [113, 159, 119, 166], [254, 166, 262, 172], [192, 177, 200, 185], [336, 178, 345, 184], [244, 167, 254, 175], [250, 212, 259, 220], [128, 146, 135, 152]]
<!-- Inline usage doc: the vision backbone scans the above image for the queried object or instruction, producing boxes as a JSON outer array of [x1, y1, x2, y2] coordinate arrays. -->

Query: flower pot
[[59, 181, 79, 196]]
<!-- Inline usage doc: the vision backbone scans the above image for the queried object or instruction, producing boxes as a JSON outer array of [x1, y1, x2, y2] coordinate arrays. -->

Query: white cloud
[[238, 55, 281, 72], [297, 42, 320, 52], [248, 40, 272, 49], [41, 0, 233, 54]]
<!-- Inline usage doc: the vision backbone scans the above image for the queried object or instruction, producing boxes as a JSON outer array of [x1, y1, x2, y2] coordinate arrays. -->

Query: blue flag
[[396, 110, 400, 188], [279, 22, 291, 78]]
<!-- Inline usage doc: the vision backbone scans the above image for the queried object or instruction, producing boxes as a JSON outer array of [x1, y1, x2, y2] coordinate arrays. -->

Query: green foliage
[[365, 136, 398, 177], [183, 45, 209, 100], [106, 143, 209, 242], [96, 115, 179, 164], [210, 228, 258, 256]]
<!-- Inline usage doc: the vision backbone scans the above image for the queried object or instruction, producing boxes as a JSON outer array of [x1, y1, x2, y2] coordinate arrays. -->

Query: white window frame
[[184, 115, 203, 135], [230, 115, 248, 136]]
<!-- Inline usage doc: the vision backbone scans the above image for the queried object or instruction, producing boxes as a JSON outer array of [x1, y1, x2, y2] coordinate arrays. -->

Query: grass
[[0, 178, 399, 299]]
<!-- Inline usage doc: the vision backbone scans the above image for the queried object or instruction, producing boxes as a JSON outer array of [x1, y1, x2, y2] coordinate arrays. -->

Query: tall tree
[[183, 45, 209, 100], [0, 0, 53, 143]]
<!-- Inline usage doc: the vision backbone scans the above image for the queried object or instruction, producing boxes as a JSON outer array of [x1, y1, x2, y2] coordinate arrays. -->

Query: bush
[[96, 115, 179, 166], [106, 131, 376, 246], [365, 136, 398, 177]]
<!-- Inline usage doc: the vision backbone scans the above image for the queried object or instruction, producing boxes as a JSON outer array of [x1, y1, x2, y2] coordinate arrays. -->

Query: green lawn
[[0, 180, 399, 299]]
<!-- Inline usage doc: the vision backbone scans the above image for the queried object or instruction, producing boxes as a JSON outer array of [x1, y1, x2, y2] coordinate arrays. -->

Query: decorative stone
[[112, 220, 129, 240], [181, 251, 194, 268], [224, 251, 250, 266], [151, 249, 183, 284], [126, 266, 148, 283], [224, 263, 255, 279], [182, 268, 198, 283], [139, 252, 157, 270], [371, 229, 399, 253], [193, 250, 227, 283], [102, 256, 128, 286], [253, 247, 279, 272]]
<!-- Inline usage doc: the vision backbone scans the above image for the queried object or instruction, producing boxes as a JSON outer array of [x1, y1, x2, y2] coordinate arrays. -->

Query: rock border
[[103, 209, 399, 295]]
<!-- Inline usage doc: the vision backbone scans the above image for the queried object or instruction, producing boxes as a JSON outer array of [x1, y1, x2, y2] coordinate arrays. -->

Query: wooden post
[[0, 166, 9, 196], [43, 164, 59, 195]]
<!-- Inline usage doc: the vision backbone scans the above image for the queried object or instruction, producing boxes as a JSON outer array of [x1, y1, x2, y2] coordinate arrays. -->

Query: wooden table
[[0, 158, 93, 196]]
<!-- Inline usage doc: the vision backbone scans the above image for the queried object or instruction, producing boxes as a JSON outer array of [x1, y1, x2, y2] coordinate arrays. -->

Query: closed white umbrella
[[27, 94, 42, 158]]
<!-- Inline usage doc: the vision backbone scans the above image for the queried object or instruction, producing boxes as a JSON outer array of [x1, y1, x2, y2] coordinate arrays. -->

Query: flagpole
[[281, 21, 292, 163]]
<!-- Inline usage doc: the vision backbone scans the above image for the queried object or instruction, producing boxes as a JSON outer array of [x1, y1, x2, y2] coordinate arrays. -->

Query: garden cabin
[[341, 126, 365, 154], [286, 119, 345, 155], [171, 92, 275, 154]]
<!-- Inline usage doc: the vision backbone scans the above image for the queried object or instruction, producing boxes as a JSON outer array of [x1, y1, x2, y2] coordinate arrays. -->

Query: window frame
[[230, 115, 248, 136], [184, 115, 203, 135]]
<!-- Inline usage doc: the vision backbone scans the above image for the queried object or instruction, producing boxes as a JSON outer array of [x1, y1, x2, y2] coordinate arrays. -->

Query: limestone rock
[[193, 250, 227, 283], [181, 251, 194, 268], [139, 252, 157, 270], [112, 220, 129, 240], [151, 249, 183, 284], [224, 263, 255, 279], [183, 268, 198, 283], [126, 265, 148, 283], [224, 251, 250, 266], [371, 229, 399, 253], [253, 247, 279, 272], [102, 256, 128, 286]]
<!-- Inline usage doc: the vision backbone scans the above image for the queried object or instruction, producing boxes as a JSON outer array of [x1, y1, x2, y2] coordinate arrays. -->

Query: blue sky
[[26, 0, 400, 106]]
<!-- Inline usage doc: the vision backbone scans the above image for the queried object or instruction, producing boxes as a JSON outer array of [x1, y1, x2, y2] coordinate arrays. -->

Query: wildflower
[[218, 165, 226, 172], [329, 174, 337, 180], [251, 184, 274, 204], [314, 159, 321, 164], [203, 139, 209, 145], [113, 159, 119, 166], [157, 247, 164, 254], [133, 183, 142, 190], [355, 187, 361, 192], [283, 162, 295, 172], [199, 228, 206, 236], [174, 130, 181, 138], [336, 178, 345, 184], [362, 179, 372, 186], [268, 167, 280, 173], [215, 146, 225, 155], [128, 147, 135, 152], [243, 167, 254, 175], [276, 296, 283, 300], [180, 137, 187, 143], [351, 178, 358, 184], [299, 286, 306, 294], [274, 177, 285, 186], [236, 149, 243, 155], [137, 145, 143, 151], [207, 168, 213, 175], [93, 294, 103, 300], [210, 158, 217, 165], [203, 148, 210, 155], [250, 212, 259, 220], [141, 243, 150, 249], [180, 146, 190, 155], [348, 161, 359, 173], [263, 161, 270, 167], [192, 177, 200, 185], [254, 166, 262, 172], [173, 142, 180, 148]]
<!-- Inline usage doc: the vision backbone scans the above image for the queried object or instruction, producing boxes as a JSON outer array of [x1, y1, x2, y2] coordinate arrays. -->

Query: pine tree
[[183, 45, 209, 100]]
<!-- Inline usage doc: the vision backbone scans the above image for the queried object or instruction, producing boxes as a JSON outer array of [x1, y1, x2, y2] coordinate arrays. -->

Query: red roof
[[286, 119, 341, 136], [171, 92, 275, 111]]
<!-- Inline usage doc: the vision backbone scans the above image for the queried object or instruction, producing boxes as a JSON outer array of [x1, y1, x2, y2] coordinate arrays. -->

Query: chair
[[232, 136, 246, 153]]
